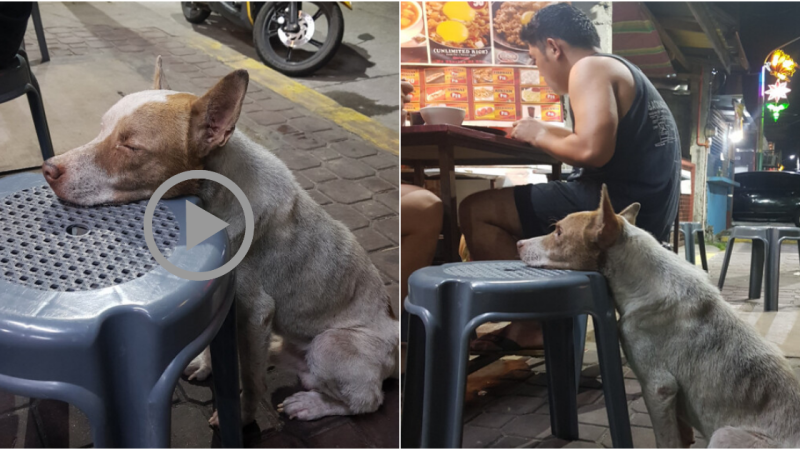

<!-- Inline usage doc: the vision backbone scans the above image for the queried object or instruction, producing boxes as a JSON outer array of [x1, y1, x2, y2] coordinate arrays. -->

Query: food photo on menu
[[425, 1, 492, 64], [401, 1, 429, 63]]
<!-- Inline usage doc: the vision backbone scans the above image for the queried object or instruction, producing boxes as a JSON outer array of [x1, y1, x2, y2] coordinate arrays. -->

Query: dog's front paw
[[184, 354, 212, 381], [208, 410, 219, 427], [278, 391, 349, 421]]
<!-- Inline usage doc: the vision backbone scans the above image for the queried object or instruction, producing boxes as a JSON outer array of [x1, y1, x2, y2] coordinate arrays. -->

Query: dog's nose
[[42, 161, 62, 182]]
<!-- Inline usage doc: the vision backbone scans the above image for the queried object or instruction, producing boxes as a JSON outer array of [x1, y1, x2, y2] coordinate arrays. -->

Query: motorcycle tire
[[182, 2, 211, 24], [253, 2, 344, 77]]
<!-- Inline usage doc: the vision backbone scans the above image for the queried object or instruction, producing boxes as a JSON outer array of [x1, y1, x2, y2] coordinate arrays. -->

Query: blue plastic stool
[[0, 173, 242, 447], [718, 226, 800, 311], [402, 261, 632, 448], [679, 222, 708, 272]]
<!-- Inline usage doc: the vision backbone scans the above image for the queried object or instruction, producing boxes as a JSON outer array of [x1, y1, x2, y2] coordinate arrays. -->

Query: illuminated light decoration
[[767, 103, 789, 122], [766, 80, 791, 103], [767, 50, 797, 81]]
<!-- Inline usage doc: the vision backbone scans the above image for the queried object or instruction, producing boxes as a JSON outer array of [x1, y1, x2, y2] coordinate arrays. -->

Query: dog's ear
[[619, 203, 640, 225], [591, 184, 622, 249], [153, 55, 170, 90], [190, 69, 249, 157]]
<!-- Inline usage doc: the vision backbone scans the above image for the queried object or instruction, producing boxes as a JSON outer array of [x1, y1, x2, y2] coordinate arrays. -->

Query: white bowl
[[420, 106, 466, 125]]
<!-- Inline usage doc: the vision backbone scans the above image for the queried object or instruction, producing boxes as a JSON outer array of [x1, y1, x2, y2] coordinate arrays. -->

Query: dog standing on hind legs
[[517, 185, 800, 448], [42, 56, 399, 425]]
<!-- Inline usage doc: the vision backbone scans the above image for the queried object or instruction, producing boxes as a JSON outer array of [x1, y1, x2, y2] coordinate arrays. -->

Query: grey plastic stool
[[679, 222, 708, 271], [0, 173, 242, 447], [402, 261, 632, 448], [718, 226, 800, 312]]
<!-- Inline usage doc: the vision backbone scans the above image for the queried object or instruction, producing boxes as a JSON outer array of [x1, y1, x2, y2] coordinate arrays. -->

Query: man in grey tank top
[[462, 4, 680, 353]]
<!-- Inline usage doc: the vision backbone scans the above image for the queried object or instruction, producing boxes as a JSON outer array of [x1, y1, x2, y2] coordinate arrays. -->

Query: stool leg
[[25, 82, 55, 160], [764, 231, 781, 312], [419, 319, 470, 447], [542, 318, 579, 441], [401, 314, 426, 448], [718, 238, 735, 289], [573, 315, 588, 392], [210, 299, 243, 447], [750, 239, 765, 299], [31, 3, 50, 62], [591, 312, 633, 448], [684, 230, 696, 266], [698, 231, 709, 272]]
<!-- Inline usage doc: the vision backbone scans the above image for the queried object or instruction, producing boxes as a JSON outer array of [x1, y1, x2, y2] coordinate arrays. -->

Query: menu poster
[[426, 2, 492, 65], [406, 66, 563, 124], [491, 2, 552, 65], [401, 1, 428, 63]]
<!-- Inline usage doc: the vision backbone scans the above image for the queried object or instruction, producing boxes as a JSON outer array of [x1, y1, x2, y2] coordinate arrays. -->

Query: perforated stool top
[[442, 261, 569, 279], [0, 173, 229, 321]]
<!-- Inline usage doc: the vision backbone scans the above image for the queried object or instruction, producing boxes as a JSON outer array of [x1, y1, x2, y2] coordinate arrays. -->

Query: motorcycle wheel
[[182, 2, 211, 24], [253, 2, 344, 77]]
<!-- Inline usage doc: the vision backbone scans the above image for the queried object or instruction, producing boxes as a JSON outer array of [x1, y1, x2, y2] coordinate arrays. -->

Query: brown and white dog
[[517, 185, 800, 448], [42, 57, 399, 424]]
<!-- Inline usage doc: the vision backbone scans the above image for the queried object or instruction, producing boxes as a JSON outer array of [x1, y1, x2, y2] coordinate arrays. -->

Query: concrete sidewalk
[[0, 3, 398, 447]]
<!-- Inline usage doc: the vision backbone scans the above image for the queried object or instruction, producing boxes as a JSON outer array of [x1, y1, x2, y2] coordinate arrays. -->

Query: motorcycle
[[181, 2, 350, 77]]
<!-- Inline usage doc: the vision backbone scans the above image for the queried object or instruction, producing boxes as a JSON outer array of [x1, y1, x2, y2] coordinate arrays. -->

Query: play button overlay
[[143, 170, 255, 281], [185, 201, 229, 250]]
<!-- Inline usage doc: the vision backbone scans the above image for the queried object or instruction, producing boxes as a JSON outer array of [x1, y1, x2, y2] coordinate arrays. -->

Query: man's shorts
[[513, 180, 602, 239]]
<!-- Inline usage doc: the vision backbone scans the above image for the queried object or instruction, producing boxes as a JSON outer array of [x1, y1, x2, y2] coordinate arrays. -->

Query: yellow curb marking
[[721, 236, 798, 244], [185, 35, 399, 156]]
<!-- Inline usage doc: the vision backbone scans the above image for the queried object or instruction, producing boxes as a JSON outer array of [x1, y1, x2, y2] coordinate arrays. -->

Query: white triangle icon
[[185, 201, 229, 250]]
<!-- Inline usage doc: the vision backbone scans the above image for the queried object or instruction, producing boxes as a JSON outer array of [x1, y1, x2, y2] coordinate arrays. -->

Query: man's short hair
[[520, 3, 600, 50]]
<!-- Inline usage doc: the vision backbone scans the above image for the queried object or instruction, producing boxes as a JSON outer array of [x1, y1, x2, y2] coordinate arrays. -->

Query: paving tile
[[359, 177, 396, 193], [564, 440, 602, 448], [282, 133, 326, 150], [179, 379, 213, 404], [332, 141, 379, 159], [487, 396, 546, 415], [379, 167, 399, 186], [469, 412, 516, 428], [294, 173, 314, 190], [249, 110, 289, 126], [318, 180, 373, 204], [307, 190, 332, 206], [289, 117, 333, 133], [577, 403, 609, 427], [353, 228, 394, 252], [68, 404, 93, 448], [311, 128, 352, 143], [462, 424, 503, 448], [275, 149, 322, 171], [535, 437, 571, 448], [630, 412, 652, 428], [258, 97, 300, 112], [361, 153, 398, 170], [306, 422, 370, 448], [352, 200, 394, 220], [302, 167, 338, 184], [629, 397, 648, 414], [241, 103, 264, 114], [268, 123, 302, 136], [170, 403, 213, 447], [310, 147, 343, 161], [370, 247, 399, 281], [322, 204, 370, 230], [499, 413, 551, 438], [375, 191, 399, 213], [327, 158, 375, 180], [374, 217, 399, 243], [491, 435, 532, 448], [348, 379, 400, 448], [0, 410, 21, 447]]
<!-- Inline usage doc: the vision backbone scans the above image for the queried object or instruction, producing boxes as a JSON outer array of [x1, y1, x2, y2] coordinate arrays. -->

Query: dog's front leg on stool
[[641, 373, 684, 448]]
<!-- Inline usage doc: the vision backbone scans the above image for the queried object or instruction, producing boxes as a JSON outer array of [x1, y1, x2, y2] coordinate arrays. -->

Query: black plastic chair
[[0, 52, 54, 161]]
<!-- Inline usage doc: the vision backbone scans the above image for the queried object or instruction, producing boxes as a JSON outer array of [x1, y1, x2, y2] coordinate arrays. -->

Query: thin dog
[[42, 57, 399, 424], [517, 185, 800, 448]]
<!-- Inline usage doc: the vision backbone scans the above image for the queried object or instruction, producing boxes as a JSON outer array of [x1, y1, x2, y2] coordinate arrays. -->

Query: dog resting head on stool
[[41, 57, 399, 426], [517, 185, 800, 448]]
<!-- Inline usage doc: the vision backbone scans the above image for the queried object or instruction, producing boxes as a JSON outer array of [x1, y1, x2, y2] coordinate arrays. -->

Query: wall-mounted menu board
[[400, 1, 557, 66], [403, 66, 563, 124]]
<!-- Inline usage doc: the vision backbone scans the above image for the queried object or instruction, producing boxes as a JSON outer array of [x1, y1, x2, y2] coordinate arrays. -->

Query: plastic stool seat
[[678, 222, 708, 271], [402, 261, 632, 448], [0, 173, 242, 447], [718, 226, 800, 311]]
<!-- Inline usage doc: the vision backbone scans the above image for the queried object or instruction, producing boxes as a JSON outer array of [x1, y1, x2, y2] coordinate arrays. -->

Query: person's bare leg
[[401, 184, 443, 300], [459, 188, 542, 351], [459, 188, 522, 260]]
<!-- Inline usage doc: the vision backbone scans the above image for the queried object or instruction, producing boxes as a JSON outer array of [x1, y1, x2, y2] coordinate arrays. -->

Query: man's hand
[[510, 118, 547, 146]]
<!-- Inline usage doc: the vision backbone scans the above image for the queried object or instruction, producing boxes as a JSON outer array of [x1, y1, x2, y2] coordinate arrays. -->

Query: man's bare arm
[[511, 58, 619, 168]]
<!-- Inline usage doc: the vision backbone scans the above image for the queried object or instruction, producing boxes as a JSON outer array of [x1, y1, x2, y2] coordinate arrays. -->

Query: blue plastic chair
[[0, 173, 241, 447], [402, 261, 632, 448]]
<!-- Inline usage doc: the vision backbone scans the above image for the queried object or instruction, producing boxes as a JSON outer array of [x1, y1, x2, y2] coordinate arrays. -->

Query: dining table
[[401, 124, 562, 262]]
